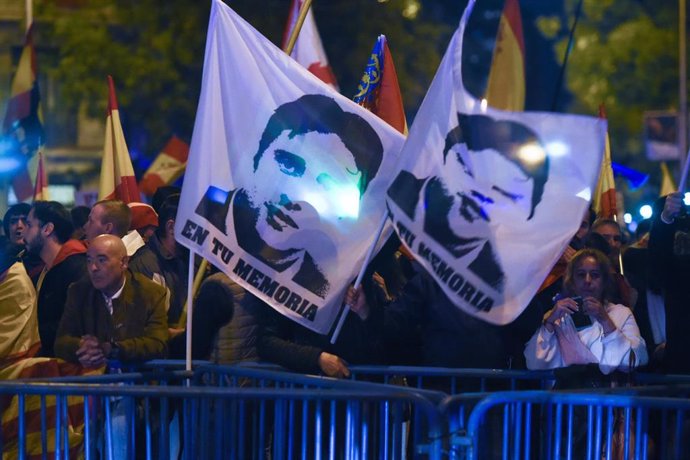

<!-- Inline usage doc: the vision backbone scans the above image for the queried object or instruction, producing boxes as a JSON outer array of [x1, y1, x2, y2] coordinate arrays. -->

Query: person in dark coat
[[54, 235, 168, 366], [23, 201, 87, 357], [648, 192, 690, 373]]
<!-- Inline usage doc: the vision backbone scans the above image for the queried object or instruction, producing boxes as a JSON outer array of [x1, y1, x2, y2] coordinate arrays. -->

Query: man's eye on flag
[[282, 0, 338, 91], [175, 0, 404, 336], [2, 24, 44, 202], [385, 0, 606, 325]]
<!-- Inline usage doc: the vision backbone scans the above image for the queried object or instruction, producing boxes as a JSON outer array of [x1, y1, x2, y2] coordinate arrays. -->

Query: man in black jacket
[[23, 201, 87, 357]]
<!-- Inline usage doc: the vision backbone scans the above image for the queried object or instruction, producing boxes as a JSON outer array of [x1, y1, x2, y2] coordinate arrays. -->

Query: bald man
[[55, 234, 168, 368]]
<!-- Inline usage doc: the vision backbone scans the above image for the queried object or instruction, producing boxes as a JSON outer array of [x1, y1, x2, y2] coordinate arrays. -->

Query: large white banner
[[386, 0, 606, 325], [175, 0, 404, 335]]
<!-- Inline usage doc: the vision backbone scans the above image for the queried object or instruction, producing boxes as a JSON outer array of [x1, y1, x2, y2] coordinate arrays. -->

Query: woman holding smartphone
[[524, 248, 648, 374]]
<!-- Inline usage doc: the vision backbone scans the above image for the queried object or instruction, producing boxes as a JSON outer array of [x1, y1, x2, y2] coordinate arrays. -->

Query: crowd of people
[[0, 187, 688, 384]]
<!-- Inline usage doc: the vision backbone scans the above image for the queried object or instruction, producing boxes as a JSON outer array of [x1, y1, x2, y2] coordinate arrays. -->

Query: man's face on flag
[[249, 130, 362, 252], [444, 142, 535, 239]]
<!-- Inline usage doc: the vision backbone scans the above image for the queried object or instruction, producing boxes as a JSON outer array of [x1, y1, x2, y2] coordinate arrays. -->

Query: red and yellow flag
[[32, 152, 49, 201], [98, 76, 141, 203], [139, 136, 189, 197], [660, 162, 677, 197], [2, 25, 44, 201], [593, 105, 617, 219], [282, 0, 338, 89], [0, 358, 104, 459], [353, 35, 407, 135], [485, 0, 526, 111]]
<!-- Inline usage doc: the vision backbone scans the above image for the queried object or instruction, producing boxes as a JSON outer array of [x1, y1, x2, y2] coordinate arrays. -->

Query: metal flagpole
[[679, 0, 688, 191], [185, 251, 194, 372], [283, 0, 313, 55], [330, 211, 389, 344]]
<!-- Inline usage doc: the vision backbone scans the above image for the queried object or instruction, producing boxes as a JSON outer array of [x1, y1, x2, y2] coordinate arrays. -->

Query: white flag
[[386, 0, 606, 325], [175, 0, 404, 335], [283, 0, 338, 90]]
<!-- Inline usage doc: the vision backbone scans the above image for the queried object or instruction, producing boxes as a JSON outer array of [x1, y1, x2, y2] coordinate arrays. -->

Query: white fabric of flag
[[175, 0, 404, 335], [386, 0, 606, 325]]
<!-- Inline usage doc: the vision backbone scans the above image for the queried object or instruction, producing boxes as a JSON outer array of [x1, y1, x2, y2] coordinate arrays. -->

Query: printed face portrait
[[249, 130, 362, 251], [245, 94, 383, 256], [441, 114, 548, 241]]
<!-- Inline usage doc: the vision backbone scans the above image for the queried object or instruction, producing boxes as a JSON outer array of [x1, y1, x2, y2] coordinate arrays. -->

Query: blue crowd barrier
[[0, 370, 445, 459], [441, 389, 690, 460]]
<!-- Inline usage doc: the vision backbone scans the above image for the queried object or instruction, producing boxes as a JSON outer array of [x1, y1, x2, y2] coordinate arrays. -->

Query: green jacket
[[55, 270, 168, 363]]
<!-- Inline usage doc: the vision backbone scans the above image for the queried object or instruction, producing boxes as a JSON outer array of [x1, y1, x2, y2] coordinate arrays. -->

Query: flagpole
[[678, 147, 690, 192], [330, 211, 388, 345], [679, 0, 688, 182], [185, 251, 195, 372], [25, 0, 32, 30], [283, 0, 313, 55], [551, 0, 584, 111]]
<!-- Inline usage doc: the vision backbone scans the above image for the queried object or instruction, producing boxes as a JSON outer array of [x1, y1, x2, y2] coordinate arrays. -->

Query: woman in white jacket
[[525, 248, 648, 374]]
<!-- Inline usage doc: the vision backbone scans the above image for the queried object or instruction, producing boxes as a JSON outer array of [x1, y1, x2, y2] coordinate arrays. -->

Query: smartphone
[[569, 296, 591, 328]]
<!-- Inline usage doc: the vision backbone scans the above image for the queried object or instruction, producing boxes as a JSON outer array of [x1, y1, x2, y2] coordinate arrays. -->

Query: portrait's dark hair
[[156, 193, 180, 238], [443, 113, 549, 219], [70, 205, 91, 230], [3, 203, 31, 236], [93, 200, 131, 237], [253, 94, 384, 196], [31, 201, 74, 244], [562, 248, 614, 302]]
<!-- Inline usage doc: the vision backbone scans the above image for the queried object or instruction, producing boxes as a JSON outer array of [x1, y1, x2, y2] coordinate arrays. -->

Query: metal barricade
[[441, 389, 690, 460], [0, 376, 444, 459]]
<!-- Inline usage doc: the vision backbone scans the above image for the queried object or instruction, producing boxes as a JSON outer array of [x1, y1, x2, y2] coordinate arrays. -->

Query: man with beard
[[23, 201, 87, 357], [3, 203, 44, 284]]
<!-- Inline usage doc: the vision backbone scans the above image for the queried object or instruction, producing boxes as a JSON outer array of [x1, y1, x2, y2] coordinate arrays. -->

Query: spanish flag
[[485, 0, 525, 111], [139, 136, 189, 197], [660, 162, 677, 197], [593, 105, 617, 219], [98, 76, 141, 203], [282, 0, 338, 90], [0, 358, 104, 459], [2, 25, 44, 202], [32, 152, 49, 201]]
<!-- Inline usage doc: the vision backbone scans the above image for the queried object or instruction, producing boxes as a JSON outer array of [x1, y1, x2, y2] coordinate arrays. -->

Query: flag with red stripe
[[593, 105, 617, 219], [32, 152, 49, 201], [353, 35, 408, 135], [2, 25, 44, 202], [282, 0, 338, 90], [98, 76, 141, 203], [0, 358, 104, 459], [485, 0, 525, 111], [139, 136, 190, 196]]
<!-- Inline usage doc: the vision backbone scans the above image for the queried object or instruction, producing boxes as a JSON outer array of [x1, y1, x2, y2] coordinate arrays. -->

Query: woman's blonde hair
[[562, 248, 614, 302]]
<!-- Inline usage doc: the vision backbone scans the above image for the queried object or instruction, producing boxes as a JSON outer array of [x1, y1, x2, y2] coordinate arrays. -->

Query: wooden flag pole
[[175, 258, 208, 330], [283, 0, 313, 55]]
